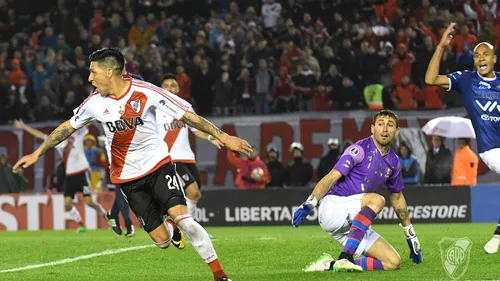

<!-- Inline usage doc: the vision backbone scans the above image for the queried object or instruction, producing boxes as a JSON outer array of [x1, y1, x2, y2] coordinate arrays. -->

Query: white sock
[[175, 215, 217, 263], [186, 199, 198, 218], [68, 206, 82, 223]]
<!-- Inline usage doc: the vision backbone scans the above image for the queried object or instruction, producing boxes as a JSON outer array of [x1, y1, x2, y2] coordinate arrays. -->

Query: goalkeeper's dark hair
[[161, 73, 177, 83], [372, 109, 399, 128], [88, 48, 125, 75]]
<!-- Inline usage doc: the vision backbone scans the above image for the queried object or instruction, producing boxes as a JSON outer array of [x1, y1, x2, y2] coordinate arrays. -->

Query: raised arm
[[14, 119, 47, 141], [425, 23, 456, 89], [180, 111, 252, 155], [13, 121, 76, 172]]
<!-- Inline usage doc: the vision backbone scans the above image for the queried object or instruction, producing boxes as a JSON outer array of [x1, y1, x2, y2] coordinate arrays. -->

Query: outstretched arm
[[425, 23, 456, 89], [13, 121, 76, 172], [14, 119, 47, 141], [193, 130, 223, 149], [180, 111, 252, 155]]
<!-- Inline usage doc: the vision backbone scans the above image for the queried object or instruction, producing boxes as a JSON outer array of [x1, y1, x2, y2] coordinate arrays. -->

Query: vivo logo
[[475, 100, 500, 112]]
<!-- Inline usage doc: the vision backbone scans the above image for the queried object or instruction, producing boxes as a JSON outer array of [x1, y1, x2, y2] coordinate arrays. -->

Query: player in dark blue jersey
[[426, 22, 500, 254]]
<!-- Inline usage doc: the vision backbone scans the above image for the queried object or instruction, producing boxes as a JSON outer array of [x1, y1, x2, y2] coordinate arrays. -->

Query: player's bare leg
[[185, 182, 201, 217], [64, 197, 86, 232], [334, 193, 386, 272], [361, 237, 401, 270], [168, 205, 231, 281], [484, 219, 500, 254], [84, 196, 107, 218]]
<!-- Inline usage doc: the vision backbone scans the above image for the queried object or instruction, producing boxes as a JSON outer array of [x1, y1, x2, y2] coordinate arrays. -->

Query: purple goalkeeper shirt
[[326, 136, 404, 197]]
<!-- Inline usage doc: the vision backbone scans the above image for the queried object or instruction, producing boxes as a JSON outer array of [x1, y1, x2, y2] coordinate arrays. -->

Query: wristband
[[402, 224, 416, 237], [306, 195, 318, 208]]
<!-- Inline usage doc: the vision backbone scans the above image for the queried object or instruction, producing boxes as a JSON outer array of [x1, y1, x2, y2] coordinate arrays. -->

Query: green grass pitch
[[0, 223, 498, 281]]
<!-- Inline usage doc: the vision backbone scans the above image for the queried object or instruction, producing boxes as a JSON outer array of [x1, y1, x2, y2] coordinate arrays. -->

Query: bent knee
[[364, 194, 386, 212], [186, 184, 201, 201], [155, 239, 171, 249], [383, 253, 402, 270]]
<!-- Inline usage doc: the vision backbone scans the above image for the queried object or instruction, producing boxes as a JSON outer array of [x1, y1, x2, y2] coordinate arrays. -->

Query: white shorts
[[479, 148, 500, 175], [318, 194, 380, 257]]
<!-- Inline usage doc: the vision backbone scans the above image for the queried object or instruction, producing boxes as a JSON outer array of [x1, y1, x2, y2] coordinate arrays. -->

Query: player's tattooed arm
[[181, 111, 226, 140], [390, 191, 411, 226], [181, 111, 253, 155], [36, 121, 76, 156]]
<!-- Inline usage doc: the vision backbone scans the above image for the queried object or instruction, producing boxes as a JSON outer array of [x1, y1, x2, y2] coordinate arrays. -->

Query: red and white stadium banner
[[1, 109, 499, 191], [0, 192, 140, 231]]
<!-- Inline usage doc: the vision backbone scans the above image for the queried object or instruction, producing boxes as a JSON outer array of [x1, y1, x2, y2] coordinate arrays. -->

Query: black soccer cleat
[[216, 278, 232, 281], [125, 225, 135, 238], [106, 211, 122, 235]]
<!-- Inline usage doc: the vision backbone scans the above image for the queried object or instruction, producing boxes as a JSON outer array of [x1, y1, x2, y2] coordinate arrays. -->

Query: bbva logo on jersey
[[105, 117, 144, 132], [475, 100, 500, 112]]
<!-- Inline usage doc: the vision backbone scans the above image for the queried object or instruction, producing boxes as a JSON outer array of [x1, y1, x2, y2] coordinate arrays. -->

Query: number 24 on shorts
[[165, 175, 182, 190]]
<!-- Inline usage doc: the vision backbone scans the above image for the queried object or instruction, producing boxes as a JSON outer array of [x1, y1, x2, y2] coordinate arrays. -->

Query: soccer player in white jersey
[[426, 23, 500, 254], [160, 73, 222, 221], [13, 48, 251, 281], [13, 120, 106, 233]]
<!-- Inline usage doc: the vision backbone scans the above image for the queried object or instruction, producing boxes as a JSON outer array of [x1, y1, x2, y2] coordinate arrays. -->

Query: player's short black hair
[[161, 73, 177, 83], [88, 48, 125, 75], [373, 109, 399, 128]]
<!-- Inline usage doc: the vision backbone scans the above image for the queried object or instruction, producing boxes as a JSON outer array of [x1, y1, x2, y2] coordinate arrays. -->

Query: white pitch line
[[0, 244, 155, 273]]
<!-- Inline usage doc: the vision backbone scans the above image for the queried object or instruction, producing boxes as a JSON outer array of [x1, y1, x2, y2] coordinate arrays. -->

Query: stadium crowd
[[3, 0, 500, 122], [1, 0, 495, 192]]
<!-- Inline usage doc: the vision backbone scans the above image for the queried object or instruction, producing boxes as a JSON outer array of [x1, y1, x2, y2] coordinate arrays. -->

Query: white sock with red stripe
[[68, 206, 83, 225], [175, 214, 217, 263], [186, 199, 197, 218]]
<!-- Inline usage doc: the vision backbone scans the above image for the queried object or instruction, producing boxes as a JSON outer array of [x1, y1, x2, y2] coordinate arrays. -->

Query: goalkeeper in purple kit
[[293, 110, 423, 272]]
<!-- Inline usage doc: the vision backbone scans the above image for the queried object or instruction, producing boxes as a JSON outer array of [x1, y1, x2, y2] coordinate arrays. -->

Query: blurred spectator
[[336, 76, 364, 110], [176, 65, 192, 102], [34, 96, 62, 122], [272, 66, 295, 113], [457, 42, 474, 70], [213, 72, 234, 116], [451, 138, 479, 186], [422, 85, 446, 109], [265, 144, 285, 188], [235, 68, 253, 114], [84, 134, 108, 191], [425, 136, 453, 184], [390, 43, 415, 86], [451, 25, 477, 55], [363, 82, 384, 110], [293, 62, 316, 111], [398, 143, 421, 184], [316, 138, 341, 180], [312, 84, 332, 112], [191, 59, 215, 115], [227, 147, 270, 189], [12, 75, 35, 121], [7, 58, 26, 86], [253, 59, 274, 114], [0, 154, 26, 194], [392, 74, 422, 110], [285, 142, 313, 187], [261, 0, 282, 31], [128, 15, 154, 51]]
